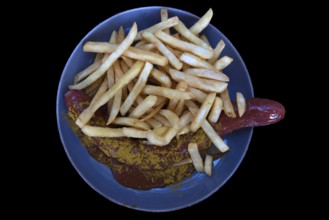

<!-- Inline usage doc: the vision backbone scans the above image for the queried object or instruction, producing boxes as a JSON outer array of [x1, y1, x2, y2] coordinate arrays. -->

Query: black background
[[30, 0, 303, 217]]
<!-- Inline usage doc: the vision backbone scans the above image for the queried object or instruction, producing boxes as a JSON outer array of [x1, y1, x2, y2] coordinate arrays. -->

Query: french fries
[[155, 31, 214, 59], [150, 68, 172, 88], [214, 56, 233, 70], [204, 155, 213, 176], [187, 87, 207, 103], [220, 88, 236, 118], [185, 100, 229, 152], [179, 52, 216, 70], [159, 109, 180, 129], [167, 81, 188, 111], [145, 118, 163, 129], [143, 85, 194, 100], [236, 92, 246, 117], [112, 117, 150, 130], [69, 8, 242, 178], [208, 97, 223, 123], [190, 92, 216, 132], [189, 8, 213, 35], [184, 68, 229, 82], [153, 126, 169, 136], [83, 42, 168, 66], [69, 23, 138, 90], [188, 143, 204, 172], [120, 62, 153, 115], [174, 20, 212, 50], [74, 61, 101, 84], [142, 31, 183, 70], [169, 69, 227, 93], [208, 40, 225, 64], [135, 16, 179, 40], [76, 61, 144, 127], [107, 62, 123, 125], [153, 114, 171, 126], [129, 95, 157, 118], [160, 8, 170, 34], [122, 127, 148, 138], [81, 126, 124, 137]]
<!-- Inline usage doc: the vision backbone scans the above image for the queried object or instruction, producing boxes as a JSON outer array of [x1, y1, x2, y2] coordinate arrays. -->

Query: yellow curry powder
[[66, 99, 211, 188]]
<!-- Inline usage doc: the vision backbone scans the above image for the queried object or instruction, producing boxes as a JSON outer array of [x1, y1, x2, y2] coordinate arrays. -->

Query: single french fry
[[188, 143, 204, 172], [208, 97, 223, 123], [117, 26, 125, 43], [184, 68, 229, 82], [189, 8, 213, 35], [74, 61, 101, 84], [179, 52, 216, 70], [220, 88, 236, 118], [122, 127, 148, 138], [103, 30, 118, 63], [83, 42, 168, 66], [236, 92, 246, 117], [107, 63, 123, 125], [135, 16, 179, 40], [84, 75, 104, 96], [214, 56, 233, 70], [169, 69, 227, 93], [155, 30, 214, 59], [187, 87, 207, 103], [120, 62, 153, 115], [150, 68, 172, 88], [137, 43, 156, 51], [113, 61, 128, 99], [185, 100, 229, 152], [81, 126, 124, 137], [142, 31, 183, 70], [160, 8, 170, 34], [69, 23, 138, 90], [129, 95, 157, 118], [76, 61, 144, 128], [143, 85, 194, 100], [174, 20, 212, 50], [190, 92, 216, 132], [204, 155, 213, 176], [208, 40, 225, 64], [112, 117, 150, 130], [106, 66, 115, 114], [90, 75, 109, 106]]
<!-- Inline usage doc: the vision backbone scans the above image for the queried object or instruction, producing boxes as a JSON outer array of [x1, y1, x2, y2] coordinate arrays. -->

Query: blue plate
[[56, 6, 254, 212]]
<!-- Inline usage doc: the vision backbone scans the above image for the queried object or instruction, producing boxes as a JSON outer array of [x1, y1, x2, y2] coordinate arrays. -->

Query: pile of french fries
[[69, 8, 246, 175]]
